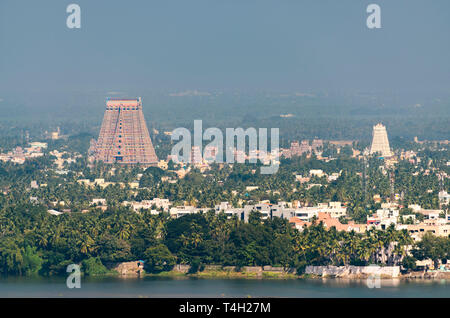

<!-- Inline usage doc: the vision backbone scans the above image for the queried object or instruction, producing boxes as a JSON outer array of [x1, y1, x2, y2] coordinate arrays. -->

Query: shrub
[[144, 244, 176, 273], [402, 255, 417, 272], [188, 258, 204, 274], [81, 257, 109, 276]]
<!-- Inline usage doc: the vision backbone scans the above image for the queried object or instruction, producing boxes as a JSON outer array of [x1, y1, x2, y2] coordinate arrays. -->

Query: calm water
[[0, 276, 449, 297]]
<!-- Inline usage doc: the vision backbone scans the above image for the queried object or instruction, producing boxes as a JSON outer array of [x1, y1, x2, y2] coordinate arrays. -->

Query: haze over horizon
[[0, 0, 449, 142], [1, 1, 449, 96]]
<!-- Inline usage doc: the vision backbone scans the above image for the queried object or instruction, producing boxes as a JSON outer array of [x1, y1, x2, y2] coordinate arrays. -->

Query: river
[[0, 276, 448, 297]]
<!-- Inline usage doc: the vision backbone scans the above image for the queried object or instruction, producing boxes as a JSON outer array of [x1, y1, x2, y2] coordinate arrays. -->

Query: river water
[[0, 276, 448, 297]]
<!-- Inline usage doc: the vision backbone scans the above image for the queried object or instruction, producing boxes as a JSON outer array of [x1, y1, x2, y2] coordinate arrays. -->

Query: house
[[409, 205, 443, 220], [309, 169, 325, 178], [123, 198, 171, 212], [243, 203, 270, 220], [319, 201, 347, 218], [289, 212, 366, 233], [215, 202, 247, 219], [289, 217, 311, 232], [169, 206, 202, 218], [295, 175, 310, 183], [367, 208, 399, 230], [439, 191, 450, 205], [288, 207, 320, 221], [398, 223, 450, 241], [91, 198, 107, 206], [376, 208, 399, 219], [420, 209, 443, 220], [327, 173, 340, 182]]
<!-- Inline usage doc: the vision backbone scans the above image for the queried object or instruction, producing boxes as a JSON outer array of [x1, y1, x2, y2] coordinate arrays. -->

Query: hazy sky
[[1, 0, 449, 95]]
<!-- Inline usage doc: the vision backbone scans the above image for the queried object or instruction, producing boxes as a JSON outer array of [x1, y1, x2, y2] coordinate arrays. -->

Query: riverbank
[[2, 267, 449, 281], [403, 271, 450, 279], [146, 269, 298, 280], [61, 260, 450, 281], [142, 267, 450, 280]]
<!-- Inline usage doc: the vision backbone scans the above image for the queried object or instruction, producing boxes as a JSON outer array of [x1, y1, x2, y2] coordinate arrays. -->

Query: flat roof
[[106, 98, 140, 101]]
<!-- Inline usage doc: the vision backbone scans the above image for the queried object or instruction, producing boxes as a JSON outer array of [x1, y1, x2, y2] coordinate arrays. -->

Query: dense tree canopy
[[0, 203, 430, 276]]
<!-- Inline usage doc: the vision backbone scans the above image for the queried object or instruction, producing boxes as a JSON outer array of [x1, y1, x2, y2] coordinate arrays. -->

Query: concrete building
[[309, 169, 325, 178], [290, 212, 366, 233], [397, 223, 450, 241], [123, 198, 171, 212], [214, 202, 246, 220], [317, 202, 347, 218], [439, 191, 450, 205], [169, 206, 208, 218]]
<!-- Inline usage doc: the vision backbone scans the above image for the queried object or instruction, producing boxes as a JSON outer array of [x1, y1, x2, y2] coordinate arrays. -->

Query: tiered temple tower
[[370, 123, 393, 157], [93, 98, 158, 165]]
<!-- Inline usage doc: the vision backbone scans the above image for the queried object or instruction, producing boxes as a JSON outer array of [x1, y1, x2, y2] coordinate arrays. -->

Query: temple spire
[[93, 98, 158, 165]]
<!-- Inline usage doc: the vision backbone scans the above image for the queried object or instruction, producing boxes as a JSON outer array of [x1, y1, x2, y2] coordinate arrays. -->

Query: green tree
[[143, 244, 176, 273], [21, 246, 43, 276], [412, 233, 448, 269], [82, 257, 109, 276]]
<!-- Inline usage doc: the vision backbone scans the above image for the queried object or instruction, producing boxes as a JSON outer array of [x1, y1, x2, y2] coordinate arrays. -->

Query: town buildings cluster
[[3, 116, 447, 246], [51, 193, 449, 242], [0, 142, 46, 164]]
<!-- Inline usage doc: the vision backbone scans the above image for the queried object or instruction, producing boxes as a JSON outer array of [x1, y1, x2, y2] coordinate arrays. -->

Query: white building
[[91, 198, 107, 206], [376, 208, 399, 219], [309, 169, 325, 178], [123, 198, 171, 212], [439, 191, 450, 205], [318, 202, 347, 218], [408, 204, 443, 220], [47, 209, 64, 216], [169, 206, 204, 218]]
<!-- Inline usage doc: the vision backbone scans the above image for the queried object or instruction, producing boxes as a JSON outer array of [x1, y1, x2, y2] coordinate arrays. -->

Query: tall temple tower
[[370, 123, 393, 157], [93, 98, 158, 165]]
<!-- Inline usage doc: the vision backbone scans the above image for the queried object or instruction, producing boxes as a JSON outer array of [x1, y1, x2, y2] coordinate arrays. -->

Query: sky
[[0, 0, 449, 97]]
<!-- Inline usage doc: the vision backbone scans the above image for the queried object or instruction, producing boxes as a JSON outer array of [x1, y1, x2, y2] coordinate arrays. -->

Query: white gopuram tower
[[370, 123, 393, 157]]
